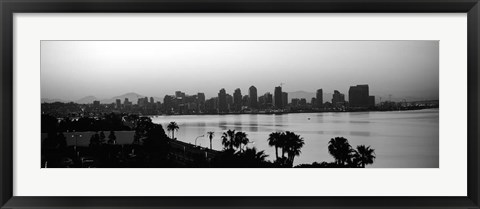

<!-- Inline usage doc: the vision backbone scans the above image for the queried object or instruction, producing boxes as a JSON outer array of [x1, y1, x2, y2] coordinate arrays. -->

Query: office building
[[218, 88, 228, 113], [316, 89, 323, 108], [349, 84, 370, 108], [248, 86, 258, 109], [274, 86, 283, 109]]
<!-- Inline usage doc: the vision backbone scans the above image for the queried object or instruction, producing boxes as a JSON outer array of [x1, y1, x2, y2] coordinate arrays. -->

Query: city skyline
[[41, 41, 439, 101]]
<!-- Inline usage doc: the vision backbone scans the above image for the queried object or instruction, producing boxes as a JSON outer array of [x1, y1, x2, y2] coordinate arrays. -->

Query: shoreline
[[145, 107, 439, 117]]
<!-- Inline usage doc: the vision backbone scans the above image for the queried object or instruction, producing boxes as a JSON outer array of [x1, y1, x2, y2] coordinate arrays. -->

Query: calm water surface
[[150, 109, 439, 168]]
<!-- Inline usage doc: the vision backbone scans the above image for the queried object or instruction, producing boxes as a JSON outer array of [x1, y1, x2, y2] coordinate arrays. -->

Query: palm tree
[[283, 131, 304, 166], [354, 145, 376, 168], [241, 147, 269, 167], [328, 137, 353, 166], [268, 132, 282, 160], [234, 131, 249, 152], [167, 122, 179, 139], [207, 131, 215, 150], [221, 129, 236, 150]]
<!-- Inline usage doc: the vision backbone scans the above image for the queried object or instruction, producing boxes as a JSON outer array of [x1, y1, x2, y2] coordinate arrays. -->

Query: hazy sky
[[41, 41, 439, 101]]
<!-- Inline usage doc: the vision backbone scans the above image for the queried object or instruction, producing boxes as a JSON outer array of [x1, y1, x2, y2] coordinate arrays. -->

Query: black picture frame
[[1, 0, 479, 208]]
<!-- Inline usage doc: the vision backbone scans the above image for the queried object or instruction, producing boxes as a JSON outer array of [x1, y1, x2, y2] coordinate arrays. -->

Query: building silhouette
[[282, 92, 288, 107], [218, 88, 227, 113], [115, 99, 121, 109], [316, 89, 323, 108], [226, 94, 233, 111], [175, 91, 185, 98], [299, 98, 307, 107], [291, 98, 299, 107], [233, 88, 242, 111], [264, 92, 273, 107], [349, 84, 370, 108], [242, 95, 249, 107], [369, 95, 375, 108], [274, 86, 283, 109], [197, 92, 205, 112], [332, 90, 345, 107], [248, 86, 258, 109]]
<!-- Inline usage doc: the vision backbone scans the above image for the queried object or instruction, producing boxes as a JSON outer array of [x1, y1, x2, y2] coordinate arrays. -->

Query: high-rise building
[[248, 86, 258, 109], [138, 98, 147, 107], [163, 95, 174, 112], [197, 93, 205, 103], [116, 99, 122, 109], [349, 84, 370, 108], [218, 88, 228, 113], [226, 94, 233, 111], [291, 98, 299, 107], [369, 96, 375, 108], [316, 89, 323, 108], [242, 95, 249, 107], [311, 98, 317, 106], [197, 92, 205, 112], [205, 97, 217, 113], [274, 86, 283, 109], [150, 97, 154, 104], [264, 92, 273, 107], [332, 90, 345, 107], [299, 98, 307, 107], [282, 92, 288, 107], [175, 91, 186, 98], [258, 95, 265, 107], [233, 88, 242, 111]]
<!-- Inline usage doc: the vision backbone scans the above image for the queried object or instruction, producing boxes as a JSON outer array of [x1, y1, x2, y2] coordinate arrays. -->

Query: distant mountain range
[[42, 92, 162, 104]]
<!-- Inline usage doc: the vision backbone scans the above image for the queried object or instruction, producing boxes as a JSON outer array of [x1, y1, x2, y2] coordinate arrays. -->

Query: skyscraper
[[226, 94, 233, 111], [115, 99, 122, 109], [332, 90, 345, 107], [316, 89, 323, 108], [274, 86, 283, 109], [248, 86, 258, 109], [197, 92, 206, 112], [349, 84, 370, 108], [150, 97, 154, 104], [197, 93, 205, 103], [369, 95, 375, 108], [218, 88, 227, 113], [264, 92, 273, 107], [175, 91, 185, 98], [233, 88, 242, 111], [282, 92, 288, 107]]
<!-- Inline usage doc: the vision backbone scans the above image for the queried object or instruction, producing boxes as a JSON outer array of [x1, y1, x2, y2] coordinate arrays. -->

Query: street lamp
[[195, 135, 204, 147], [71, 130, 82, 152]]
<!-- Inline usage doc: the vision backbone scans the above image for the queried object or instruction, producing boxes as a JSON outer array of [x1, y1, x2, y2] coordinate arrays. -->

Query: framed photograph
[[1, 0, 479, 208]]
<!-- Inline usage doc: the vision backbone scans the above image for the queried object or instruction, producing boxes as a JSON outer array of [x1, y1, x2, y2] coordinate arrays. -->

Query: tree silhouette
[[221, 129, 236, 150], [167, 122, 179, 139], [353, 145, 376, 168], [240, 147, 269, 167], [234, 131, 249, 152], [328, 137, 353, 166], [268, 132, 282, 161], [207, 131, 215, 150], [283, 131, 304, 166]]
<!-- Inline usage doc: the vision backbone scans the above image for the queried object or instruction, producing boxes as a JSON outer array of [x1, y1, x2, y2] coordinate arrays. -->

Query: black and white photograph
[[40, 40, 439, 168]]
